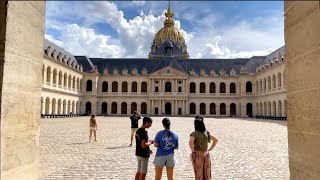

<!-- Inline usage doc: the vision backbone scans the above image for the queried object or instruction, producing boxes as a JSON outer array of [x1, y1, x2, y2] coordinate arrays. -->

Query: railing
[[210, 93, 216, 96], [141, 92, 147, 95]]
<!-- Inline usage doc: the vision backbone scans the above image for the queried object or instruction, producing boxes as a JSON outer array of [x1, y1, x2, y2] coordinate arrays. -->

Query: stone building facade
[[41, 5, 287, 118]]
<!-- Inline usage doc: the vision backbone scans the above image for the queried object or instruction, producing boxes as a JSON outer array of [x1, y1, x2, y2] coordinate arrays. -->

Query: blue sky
[[45, 1, 284, 58]]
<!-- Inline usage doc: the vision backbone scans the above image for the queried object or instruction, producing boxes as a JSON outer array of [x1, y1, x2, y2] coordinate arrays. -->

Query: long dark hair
[[194, 120, 206, 133]]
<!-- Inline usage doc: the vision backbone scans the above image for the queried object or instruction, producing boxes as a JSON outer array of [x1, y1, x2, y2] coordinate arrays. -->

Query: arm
[[208, 135, 218, 151], [189, 136, 195, 152], [141, 139, 153, 148]]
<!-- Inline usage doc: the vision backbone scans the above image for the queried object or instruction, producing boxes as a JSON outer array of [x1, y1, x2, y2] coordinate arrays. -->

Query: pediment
[[149, 66, 188, 77]]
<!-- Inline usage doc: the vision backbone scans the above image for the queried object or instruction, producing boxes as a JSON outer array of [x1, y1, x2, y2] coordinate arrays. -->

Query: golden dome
[[149, 1, 189, 58]]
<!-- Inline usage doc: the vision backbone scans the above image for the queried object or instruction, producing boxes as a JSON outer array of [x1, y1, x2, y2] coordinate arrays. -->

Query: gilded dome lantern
[[149, 1, 189, 59]]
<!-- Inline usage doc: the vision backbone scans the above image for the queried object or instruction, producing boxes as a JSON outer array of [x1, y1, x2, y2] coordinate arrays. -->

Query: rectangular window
[[178, 87, 182, 92], [178, 108, 182, 115], [155, 108, 159, 115], [155, 87, 159, 92]]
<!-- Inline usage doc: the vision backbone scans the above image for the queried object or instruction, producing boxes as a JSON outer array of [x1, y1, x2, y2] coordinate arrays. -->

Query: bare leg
[[155, 166, 163, 180], [89, 130, 93, 142], [130, 132, 134, 145], [135, 171, 140, 180], [139, 173, 146, 180], [93, 130, 97, 141], [166, 167, 174, 180]]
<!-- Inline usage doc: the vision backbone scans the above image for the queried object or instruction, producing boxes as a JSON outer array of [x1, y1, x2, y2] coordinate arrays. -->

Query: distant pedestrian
[[153, 118, 179, 180], [89, 114, 97, 142], [189, 115, 218, 180], [135, 117, 154, 180], [130, 111, 142, 146]]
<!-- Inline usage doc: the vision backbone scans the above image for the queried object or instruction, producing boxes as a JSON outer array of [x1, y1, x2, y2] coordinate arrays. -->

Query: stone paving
[[39, 117, 289, 180]]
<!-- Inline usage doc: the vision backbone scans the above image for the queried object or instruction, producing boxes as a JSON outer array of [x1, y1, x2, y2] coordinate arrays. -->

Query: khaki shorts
[[131, 128, 138, 135], [89, 127, 96, 131], [137, 156, 149, 174]]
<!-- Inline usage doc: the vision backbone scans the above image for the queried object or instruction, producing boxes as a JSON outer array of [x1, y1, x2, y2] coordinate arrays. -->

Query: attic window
[[178, 81, 182, 84], [155, 81, 159, 84]]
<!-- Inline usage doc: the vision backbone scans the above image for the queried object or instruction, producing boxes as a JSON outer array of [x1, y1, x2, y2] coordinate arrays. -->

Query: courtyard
[[39, 117, 289, 180]]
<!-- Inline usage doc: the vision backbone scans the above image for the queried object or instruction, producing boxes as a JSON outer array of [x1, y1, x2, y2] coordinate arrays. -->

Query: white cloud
[[132, 1, 146, 6], [196, 36, 273, 58]]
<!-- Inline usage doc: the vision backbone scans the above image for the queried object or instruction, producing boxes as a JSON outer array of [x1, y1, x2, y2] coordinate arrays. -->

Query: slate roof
[[74, 57, 253, 76], [44, 39, 78, 64]]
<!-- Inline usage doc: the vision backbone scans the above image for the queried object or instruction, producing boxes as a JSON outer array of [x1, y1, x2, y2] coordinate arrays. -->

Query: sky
[[45, 1, 284, 59]]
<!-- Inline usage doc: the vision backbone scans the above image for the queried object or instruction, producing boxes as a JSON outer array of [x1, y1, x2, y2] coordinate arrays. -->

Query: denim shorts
[[137, 156, 149, 174], [153, 153, 176, 167]]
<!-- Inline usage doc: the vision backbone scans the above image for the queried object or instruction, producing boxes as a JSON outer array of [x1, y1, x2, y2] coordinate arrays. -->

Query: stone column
[[41, 101, 46, 114], [285, 1, 320, 179], [0, 2, 45, 179]]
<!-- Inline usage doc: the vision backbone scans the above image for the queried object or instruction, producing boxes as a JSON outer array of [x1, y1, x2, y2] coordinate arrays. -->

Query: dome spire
[[164, 0, 174, 26]]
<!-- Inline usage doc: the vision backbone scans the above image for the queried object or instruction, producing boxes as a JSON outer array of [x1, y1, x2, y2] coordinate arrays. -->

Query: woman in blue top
[[153, 118, 179, 180]]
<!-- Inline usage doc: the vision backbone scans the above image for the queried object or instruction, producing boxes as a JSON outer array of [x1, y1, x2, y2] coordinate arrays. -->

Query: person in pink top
[[89, 114, 97, 142]]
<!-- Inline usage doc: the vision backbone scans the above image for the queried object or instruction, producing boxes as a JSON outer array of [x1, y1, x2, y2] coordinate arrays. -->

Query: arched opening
[[52, 69, 57, 84], [141, 82, 147, 92], [131, 102, 137, 113], [122, 81, 128, 92], [141, 102, 147, 114], [86, 80, 92, 91], [268, 76, 271, 90], [58, 71, 62, 86], [230, 103, 236, 116], [264, 102, 267, 116], [220, 82, 226, 93], [76, 78, 79, 90], [68, 75, 72, 88], [246, 81, 252, 92], [72, 76, 76, 89], [63, 100, 66, 114], [278, 72, 282, 88], [51, 98, 56, 114], [272, 74, 276, 88], [190, 82, 196, 93], [230, 83, 236, 93], [190, 103, 196, 114], [112, 81, 118, 92], [273, 101, 277, 116], [278, 101, 282, 116], [200, 82, 206, 93], [111, 102, 117, 114], [101, 102, 107, 115], [132, 82, 137, 92], [85, 102, 91, 114], [210, 103, 216, 115], [64, 73, 67, 87], [102, 81, 108, 92], [268, 101, 271, 116], [260, 103, 263, 115], [58, 99, 62, 114], [72, 100, 75, 113], [210, 82, 216, 93], [121, 102, 127, 114], [46, 66, 51, 83], [200, 103, 206, 115], [256, 103, 259, 115], [165, 82, 172, 92], [165, 102, 172, 115], [220, 103, 226, 115], [263, 78, 267, 91], [246, 103, 253, 117], [259, 79, 262, 92], [42, 65, 45, 82], [67, 100, 71, 113], [45, 97, 50, 114]]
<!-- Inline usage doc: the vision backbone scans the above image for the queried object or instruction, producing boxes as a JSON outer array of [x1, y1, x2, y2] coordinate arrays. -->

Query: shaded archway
[[85, 102, 91, 114], [131, 102, 137, 113], [210, 82, 216, 93], [141, 102, 147, 114], [220, 82, 226, 93], [246, 103, 253, 117], [101, 102, 107, 115], [200, 82, 206, 93], [210, 103, 216, 115], [141, 81, 147, 92], [102, 81, 108, 92], [121, 102, 127, 114], [86, 80, 92, 91], [112, 81, 118, 92], [190, 82, 196, 93], [230, 83, 236, 93], [200, 103, 206, 115], [122, 82, 128, 92], [220, 103, 226, 115], [111, 102, 117, 114], [246, 81, 252, 92], [165, 102, 172, 115], [230, 103, 236, 116], [165, 82, 172, 92], [190, 103, 196, 114]]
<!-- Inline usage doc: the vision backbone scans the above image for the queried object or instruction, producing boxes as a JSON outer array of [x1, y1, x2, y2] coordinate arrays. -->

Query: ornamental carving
[[230, 68, 236, 76], [113, 68, 118, 75], [122, 68, 128, 76], [200, 69, 206, 76], [142, 68, 148, 76], [209, 69, 216, 76], [132, 68, 138, 75], [219, 69, 225, 76], [189, 69, 196, 76]]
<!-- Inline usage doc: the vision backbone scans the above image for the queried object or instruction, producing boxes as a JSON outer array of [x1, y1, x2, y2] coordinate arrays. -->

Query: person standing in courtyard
[[189, 115, 218, 180], [153, 118, 179, 180], [130, 111, 142, 146], [89, 114, 97, 142], [135, 117, 154, 180]]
